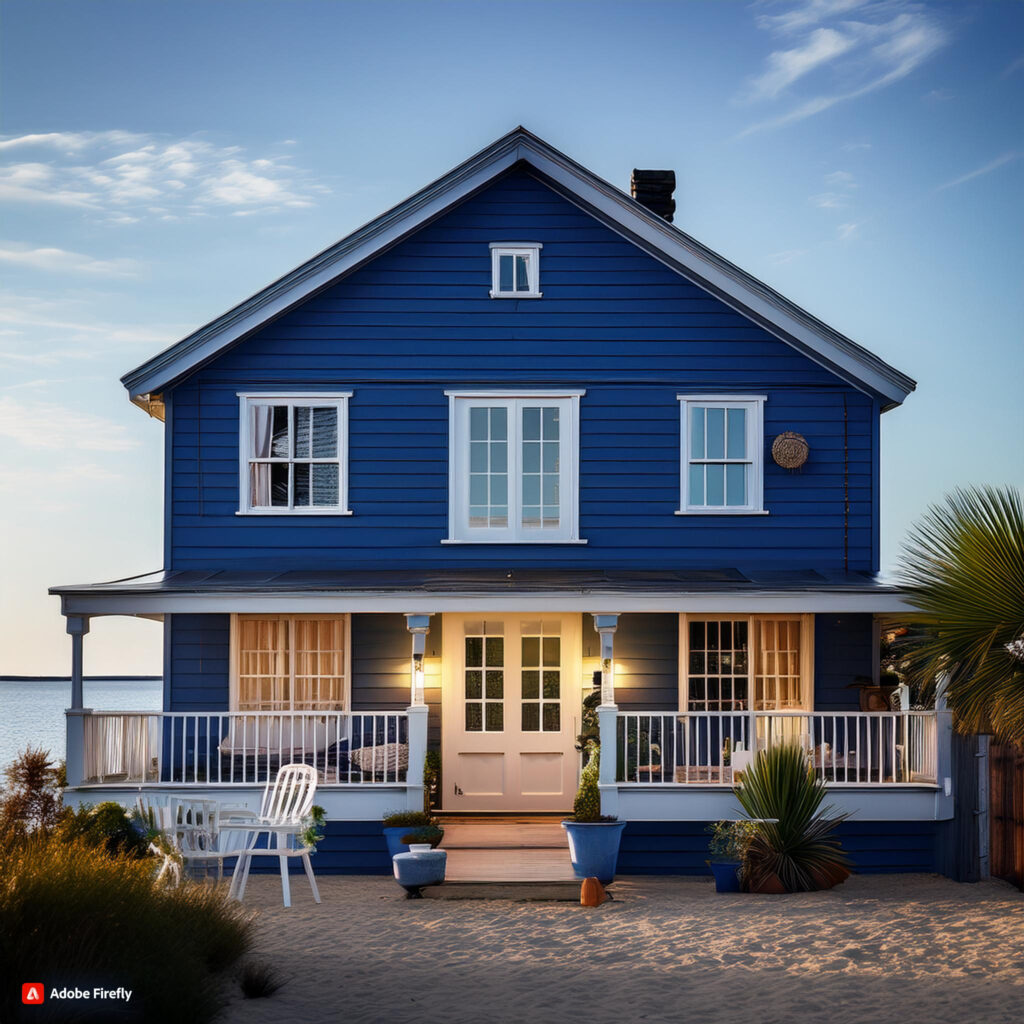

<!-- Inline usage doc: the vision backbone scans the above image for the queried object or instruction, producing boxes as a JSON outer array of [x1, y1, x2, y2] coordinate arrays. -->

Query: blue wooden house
[[52, 128, 953, 875]]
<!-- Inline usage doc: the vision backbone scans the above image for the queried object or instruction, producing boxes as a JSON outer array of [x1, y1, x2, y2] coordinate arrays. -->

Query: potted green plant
[[733, 743, 851, 893], [561, 741, 626, 884], [705, 819, 755, 893], [382, 810, 441, 858]]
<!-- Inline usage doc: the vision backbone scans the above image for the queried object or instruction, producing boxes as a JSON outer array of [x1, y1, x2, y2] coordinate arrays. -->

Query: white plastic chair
[[225, 763, 322, 907], [136, 794, 241, 884]]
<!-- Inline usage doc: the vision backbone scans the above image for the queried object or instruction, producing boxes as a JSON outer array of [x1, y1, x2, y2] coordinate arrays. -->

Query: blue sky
[[1, 0, 1021, 675]]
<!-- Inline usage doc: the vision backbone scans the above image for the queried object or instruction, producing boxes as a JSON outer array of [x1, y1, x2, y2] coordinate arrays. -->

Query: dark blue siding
[[813, 614, 875, 710], [168, 613, 230, 711], [168, 170, 877, 573], [618, 820, 938, 876]]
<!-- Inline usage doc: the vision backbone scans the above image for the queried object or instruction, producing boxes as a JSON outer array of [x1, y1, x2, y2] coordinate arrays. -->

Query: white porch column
[[404, 614, 432, 811], [592, 614, 620, 816], [65, 615, 91, 788], [934, 671, 955, 817]]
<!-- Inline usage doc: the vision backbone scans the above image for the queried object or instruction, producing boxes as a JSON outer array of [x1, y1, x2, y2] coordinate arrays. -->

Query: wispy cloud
[[836, 221, 860, 241], [1002, 53, 1024, 78], [810, 169, 858, 209], [935, 152, 1021, 193], [0, 396, 140, 452], [0, 131, 329, 220], [0, 242, 139, 277], [739, 2, 949, 135], [747, 27, 856, 100]]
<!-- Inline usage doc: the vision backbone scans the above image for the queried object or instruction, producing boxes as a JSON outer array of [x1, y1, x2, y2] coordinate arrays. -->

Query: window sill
[[674, 509, 769, 516], [236, 509, 354, 517], [488, 291, 543, 299], [441, 537, 588, 545]]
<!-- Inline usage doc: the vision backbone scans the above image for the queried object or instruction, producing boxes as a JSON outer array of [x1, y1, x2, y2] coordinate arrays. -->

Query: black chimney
[[630, 169, 676, 223]]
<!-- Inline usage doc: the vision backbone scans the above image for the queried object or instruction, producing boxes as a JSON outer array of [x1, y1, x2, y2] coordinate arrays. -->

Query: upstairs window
[[677, 395, 765, 514], [446, 391, 583, 544], [489, 243, 542, 298], [238, 393, 351, 514]]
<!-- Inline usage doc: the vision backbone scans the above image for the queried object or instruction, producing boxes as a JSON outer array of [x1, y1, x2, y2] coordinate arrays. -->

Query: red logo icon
[[22, 984, 45, 1005]]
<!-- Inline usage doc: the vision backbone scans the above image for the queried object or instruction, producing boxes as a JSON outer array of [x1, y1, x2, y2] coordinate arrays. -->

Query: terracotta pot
[[810, 862, 851, 890], [749, 872, 786, 894], [580, 876, 606, 907]]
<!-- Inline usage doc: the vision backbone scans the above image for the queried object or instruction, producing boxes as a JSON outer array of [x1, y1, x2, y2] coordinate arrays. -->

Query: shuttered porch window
[[679, 613, 813, 712], [232, 614, 350, 711]]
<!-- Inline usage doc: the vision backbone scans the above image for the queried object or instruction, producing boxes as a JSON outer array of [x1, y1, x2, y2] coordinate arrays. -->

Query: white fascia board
[[122, 128, 914, 408], [518, 143, 914, 408], [58, 589, 919, 616]]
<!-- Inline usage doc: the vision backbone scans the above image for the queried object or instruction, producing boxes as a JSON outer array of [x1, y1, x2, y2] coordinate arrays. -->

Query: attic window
[[490, 243, 542, 298]]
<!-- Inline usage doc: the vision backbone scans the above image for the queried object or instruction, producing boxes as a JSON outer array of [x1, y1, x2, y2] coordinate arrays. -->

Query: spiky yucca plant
[[734, 744, 850, 892], [572, 741, 603, 822], [896, 486, 1024, 743]]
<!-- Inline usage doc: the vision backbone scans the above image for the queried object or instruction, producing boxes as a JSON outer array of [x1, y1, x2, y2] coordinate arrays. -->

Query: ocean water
[[0, 678, 163, 774]]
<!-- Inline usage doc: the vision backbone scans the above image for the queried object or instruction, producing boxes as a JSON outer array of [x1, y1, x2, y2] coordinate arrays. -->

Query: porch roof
[[50, 567, 917, 616]]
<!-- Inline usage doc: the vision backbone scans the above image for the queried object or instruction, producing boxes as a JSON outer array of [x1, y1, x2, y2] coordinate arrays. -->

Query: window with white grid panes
[[234, 615, 348, 711], [685, 619, 750, 711], [447, 393, 581, 543], [520, 620, 561, 732], [464, 621, 505, 732], [752, 617, 804, 710], [469, 407, 509, 528], [239, 393, 350, 514], [678, 396, 764, 513]]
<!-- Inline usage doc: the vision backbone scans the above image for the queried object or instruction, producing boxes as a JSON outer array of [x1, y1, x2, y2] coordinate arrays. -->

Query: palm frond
[[896, 486, 1024, 743]]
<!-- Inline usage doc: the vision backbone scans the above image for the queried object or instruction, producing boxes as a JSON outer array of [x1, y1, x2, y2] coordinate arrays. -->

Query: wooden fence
[[990, 743, 1024, 889]]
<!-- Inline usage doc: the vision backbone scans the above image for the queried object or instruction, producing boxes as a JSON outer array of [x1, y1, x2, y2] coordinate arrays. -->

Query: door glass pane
[[522, 670, 539, 699], [466, 704, 482, 731], [542, 704, 560, 731], [522, 704, 540, 731], [687, 618, 749, 711], [467, 624, 504, 732], [485, 704, 504, 731]]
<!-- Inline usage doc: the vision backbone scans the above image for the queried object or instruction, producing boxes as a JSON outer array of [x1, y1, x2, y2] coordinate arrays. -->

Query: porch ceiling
[[50, 568, 918, 616]]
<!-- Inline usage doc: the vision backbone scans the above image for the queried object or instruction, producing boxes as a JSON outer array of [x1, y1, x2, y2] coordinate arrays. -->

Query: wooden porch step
[[434, 814, 576, 883], [423, 880, 581, 901]]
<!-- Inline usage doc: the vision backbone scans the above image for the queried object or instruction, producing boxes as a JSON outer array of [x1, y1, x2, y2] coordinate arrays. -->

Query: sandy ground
[[220, 873, 1024, 1024]]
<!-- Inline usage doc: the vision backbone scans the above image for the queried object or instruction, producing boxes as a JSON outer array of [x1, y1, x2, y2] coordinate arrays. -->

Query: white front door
[[441, 613, 581, 812]]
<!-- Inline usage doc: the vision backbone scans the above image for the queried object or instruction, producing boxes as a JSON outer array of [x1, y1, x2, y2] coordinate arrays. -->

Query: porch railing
[[80, 710, 411, 785], [616, 710, 939, 786]]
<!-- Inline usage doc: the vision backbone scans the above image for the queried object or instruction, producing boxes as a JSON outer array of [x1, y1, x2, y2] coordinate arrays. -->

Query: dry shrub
[[0, 830, 254, 1023]]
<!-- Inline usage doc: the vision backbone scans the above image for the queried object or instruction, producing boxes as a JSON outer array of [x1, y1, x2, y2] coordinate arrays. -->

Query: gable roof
[[122, 126, 916, 412]]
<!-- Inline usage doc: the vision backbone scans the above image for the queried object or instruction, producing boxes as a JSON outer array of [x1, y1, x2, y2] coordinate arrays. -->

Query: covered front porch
[[52, 568, 952, 832]]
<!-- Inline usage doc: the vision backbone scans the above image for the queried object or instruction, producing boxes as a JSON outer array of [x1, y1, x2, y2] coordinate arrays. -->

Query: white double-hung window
[[238, 393, 351, 514], [677, 395, 766, 514], [446, 391, 583, 543], [489, 243, 542, 298]]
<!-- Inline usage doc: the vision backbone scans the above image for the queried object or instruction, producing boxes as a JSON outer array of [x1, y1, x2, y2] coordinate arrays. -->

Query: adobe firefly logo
[[22, 983, 45, 1005]]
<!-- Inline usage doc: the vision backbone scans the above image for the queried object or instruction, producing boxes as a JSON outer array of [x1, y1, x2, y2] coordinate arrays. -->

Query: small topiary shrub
[[571, 741, 616, 823]]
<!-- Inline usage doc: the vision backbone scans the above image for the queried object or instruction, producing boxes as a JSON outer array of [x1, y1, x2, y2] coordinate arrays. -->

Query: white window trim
[[444, 389, 585, 544], [237, 392, 353, 516], [676, 394, 767, 515], [489, 242, 543, 299], [677, 612, 814, 713], [229, 613, 352, 711]]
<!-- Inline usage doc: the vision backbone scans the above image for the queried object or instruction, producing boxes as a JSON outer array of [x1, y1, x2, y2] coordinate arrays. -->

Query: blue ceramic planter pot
[[709, 860, 742, 893], [383, 826, 413, 858], [393, 848, 447, 899], [561, 821, 627, 884]]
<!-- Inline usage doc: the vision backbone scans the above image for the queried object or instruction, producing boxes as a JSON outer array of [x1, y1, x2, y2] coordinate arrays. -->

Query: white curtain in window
[[250, 405, 273, 507]]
